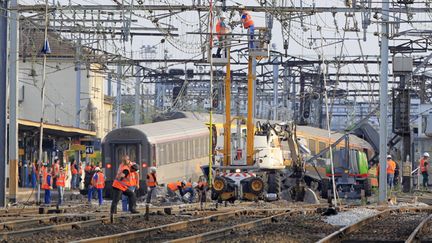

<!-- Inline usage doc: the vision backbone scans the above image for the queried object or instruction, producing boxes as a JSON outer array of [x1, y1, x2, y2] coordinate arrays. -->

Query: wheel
[[213, 176, 227, 193], [248, 177, 265, 195], [267, 172, 281, 195]]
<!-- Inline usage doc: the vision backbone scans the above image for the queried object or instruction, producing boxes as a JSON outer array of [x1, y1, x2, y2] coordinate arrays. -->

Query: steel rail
[[72, 207, 319, 243], [318, 207, 432, 243], [166, 209, 318, 243], [406, 213, 432, 243]]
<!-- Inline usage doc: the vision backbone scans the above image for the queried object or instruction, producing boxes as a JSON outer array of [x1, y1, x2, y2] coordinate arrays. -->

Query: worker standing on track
[[42, 167, 53, 205], [123, 163, 139, 212], [111, 155, 138, 214], [90, 167, 105, 206], [71, 160, 78, 190], [146, 167, 158, 204], [420, 152, 430, 189], [78, 162, 83, 189], [52, 159, 60, 189], [214, 13, 230, 58], [166, 181, 183, 200], [197, 179, 208, 203], [56, 167, 67, 206], [239, 6, 255, 49], [386, 155, 396, 189]]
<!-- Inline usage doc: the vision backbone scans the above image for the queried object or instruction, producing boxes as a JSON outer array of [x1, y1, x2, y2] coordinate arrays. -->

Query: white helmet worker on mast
[[214, 13, 230, 58]]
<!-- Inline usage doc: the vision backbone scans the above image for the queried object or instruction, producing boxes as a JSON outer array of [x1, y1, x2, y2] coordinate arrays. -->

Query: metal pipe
[[224, 47, 231, 166], [0, 0, 8, 208]]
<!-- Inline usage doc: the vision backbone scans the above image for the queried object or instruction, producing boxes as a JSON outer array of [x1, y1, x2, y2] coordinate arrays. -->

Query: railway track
[[318, 207, 432, 243], [71, 206, 328, 243]]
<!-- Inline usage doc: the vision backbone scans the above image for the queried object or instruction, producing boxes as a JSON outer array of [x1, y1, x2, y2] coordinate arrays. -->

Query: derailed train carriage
[[102, 118, 209, 197]]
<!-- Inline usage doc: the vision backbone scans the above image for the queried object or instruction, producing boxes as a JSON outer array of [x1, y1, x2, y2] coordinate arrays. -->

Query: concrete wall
[[18, 58, 113, 138]]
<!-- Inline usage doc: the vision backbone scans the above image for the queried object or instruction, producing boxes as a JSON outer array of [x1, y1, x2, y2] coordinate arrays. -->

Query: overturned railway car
[[102, 118, 209, 197]]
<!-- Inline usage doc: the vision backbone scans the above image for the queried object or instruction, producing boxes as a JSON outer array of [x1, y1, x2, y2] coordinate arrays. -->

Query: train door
[[114, 144, 138, 174]]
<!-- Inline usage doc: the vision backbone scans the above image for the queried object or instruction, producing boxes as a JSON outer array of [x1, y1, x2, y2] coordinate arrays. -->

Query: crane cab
[[249, 27, 269, 59]]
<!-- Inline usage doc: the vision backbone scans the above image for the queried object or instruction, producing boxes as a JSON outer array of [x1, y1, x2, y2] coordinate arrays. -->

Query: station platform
[[7, 188, 85, 204]]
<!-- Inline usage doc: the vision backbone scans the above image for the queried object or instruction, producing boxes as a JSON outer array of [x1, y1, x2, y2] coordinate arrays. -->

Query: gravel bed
[[345, 211, 429, 242], [323, 208, 378, 226], [228, 214, 341, 243], [5, 214, 194, 243]]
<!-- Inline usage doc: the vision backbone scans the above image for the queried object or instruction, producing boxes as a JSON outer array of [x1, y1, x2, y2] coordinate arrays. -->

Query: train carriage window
[[308, 139, 317, 155], [186, 140, 191, 160], [195, 138, 200, 158], [167, 143, 172, 164], [179, 141, 184, 161], [158, 144, 165, 166], [173, 142, 178, 162]]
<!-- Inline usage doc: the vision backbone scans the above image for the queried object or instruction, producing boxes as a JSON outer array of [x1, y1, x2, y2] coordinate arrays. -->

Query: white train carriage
[[102, 118, 210, 197]]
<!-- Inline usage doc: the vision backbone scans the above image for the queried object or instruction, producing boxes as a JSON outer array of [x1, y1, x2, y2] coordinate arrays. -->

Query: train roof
[[155, 111, 374, 150], [103, 118, 209, 145]]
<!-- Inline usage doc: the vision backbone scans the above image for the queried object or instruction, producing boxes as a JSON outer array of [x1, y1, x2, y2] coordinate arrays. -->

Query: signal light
[[142, 163, 147, 168], [106, 163, 112, 169]]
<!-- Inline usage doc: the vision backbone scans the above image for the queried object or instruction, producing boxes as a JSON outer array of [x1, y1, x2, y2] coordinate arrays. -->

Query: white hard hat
[[219, 13, 227, 19], [387, 155, 392, 159], [150, 167, 157, 172], [94, 167, 101, 171], [182, 180, 187, 185], [424, 152, 430, 157], [192, 182, 198, 188]]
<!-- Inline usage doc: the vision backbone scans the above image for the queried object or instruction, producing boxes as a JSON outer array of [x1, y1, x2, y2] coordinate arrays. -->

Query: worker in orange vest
[[42, 167, 53, 205], [90, 167, 105, 206], [146, 167, 158, 204], [110, 155, 138, 214], [239, 6, 255, 49], [122, 162, 139, 212], [386, 155, 396, 189], [71, 160, 78, 189], [214, 13, 231, 58], [52, 159, 60, 189], [181, 181, 197, 203], [56, 167, 67, 206], [166, 181, 183, 200], [197, 179, 208, 203], [420, 152, 430, 189]]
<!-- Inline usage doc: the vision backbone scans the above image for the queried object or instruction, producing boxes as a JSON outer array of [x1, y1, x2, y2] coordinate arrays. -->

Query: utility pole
[[116, 64, 122, 128], [75, 38, 81, 128], [378, 0, 389, 204], [134, 66, 141, 125], [0, 0, 8, 208], [8, 0, 19, 203], [272, 55, 279, 121]]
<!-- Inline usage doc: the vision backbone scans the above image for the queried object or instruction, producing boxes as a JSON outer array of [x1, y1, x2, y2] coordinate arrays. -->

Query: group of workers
[[214, 6, 255, 58], [377, 152, 430, 190]]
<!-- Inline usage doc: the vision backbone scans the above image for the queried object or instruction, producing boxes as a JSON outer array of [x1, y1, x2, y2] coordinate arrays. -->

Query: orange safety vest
[[53, 163, 60, 176], [85, 165, 92, 172], [78, 165, 83, 174], [92, 172, 105, 189], [167, 182, 181, 192], [216, 20, 227, 39], [198, 181, 208, 189], [112, 166, 131, 192], [41, 171, 52, 190], [241, 12, 254, 29], [420, 159, 428, 173], [387, 160, 396, 174], [184, 182, 192, 189], [56, 172, 66, 187], [147, 173, 157, 187], [72, 163, 78, 175], [129, 171, 139, 187]]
